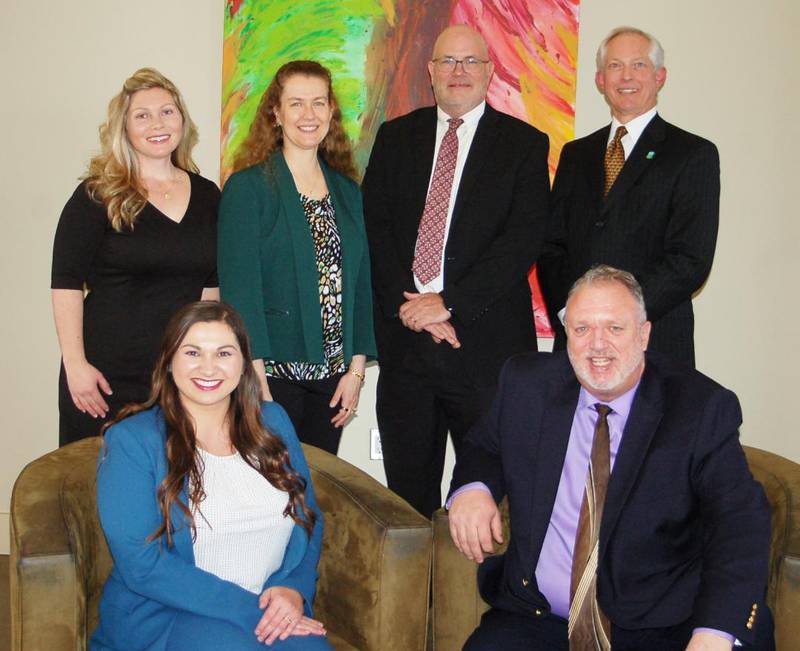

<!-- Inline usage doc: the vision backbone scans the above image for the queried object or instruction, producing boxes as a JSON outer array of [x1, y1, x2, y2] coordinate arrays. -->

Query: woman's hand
[[255, 586, 304, 645], [251, 359, 273, 401], [64, 359, 113, 418], [329, 359, 366, 428], [286, 615, 326, 637]]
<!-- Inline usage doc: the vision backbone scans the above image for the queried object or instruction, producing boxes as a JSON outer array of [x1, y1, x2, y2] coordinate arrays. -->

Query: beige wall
[[2, 0, 798, 555]]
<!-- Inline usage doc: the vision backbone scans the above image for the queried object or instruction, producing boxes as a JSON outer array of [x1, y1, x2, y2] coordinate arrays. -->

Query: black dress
[[51, 173, 219, 445]]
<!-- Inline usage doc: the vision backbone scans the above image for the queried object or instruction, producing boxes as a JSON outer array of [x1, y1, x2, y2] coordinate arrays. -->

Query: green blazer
[[218, 152, 376, 365]]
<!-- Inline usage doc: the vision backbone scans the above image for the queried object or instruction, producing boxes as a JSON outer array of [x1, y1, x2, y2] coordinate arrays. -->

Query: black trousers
[[268, 374, 345, 455], [376, 336, 496, 519], [464, 606, 775, 651]]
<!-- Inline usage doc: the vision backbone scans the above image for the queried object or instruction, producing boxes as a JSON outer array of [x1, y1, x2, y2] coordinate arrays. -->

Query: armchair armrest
[[10, 437, 103, 651], [303, 444, 432, 651]]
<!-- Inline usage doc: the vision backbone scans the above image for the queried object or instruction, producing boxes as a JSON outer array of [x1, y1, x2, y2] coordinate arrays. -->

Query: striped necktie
[[568, 403, 612, 651]]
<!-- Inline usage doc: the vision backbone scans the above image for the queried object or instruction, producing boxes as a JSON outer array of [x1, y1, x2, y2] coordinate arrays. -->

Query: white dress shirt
[[413, 101, 486, 293], [607, 106, 658, 159]]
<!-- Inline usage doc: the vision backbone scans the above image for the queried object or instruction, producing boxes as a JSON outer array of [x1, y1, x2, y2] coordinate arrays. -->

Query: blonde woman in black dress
[[51, 68, 219, 445]]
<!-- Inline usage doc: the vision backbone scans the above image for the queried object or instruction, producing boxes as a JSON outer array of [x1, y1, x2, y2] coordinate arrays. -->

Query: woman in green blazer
[[219, 60, 376, 455]]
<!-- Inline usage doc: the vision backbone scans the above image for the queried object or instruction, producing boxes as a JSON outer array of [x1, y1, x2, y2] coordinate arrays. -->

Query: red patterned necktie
[[603, 125, 627, 196], [413, 117, 463, 285], [568, 403, 612, 651]]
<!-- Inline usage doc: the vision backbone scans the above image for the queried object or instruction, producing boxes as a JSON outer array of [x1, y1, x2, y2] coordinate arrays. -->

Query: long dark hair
[[105, 301, 316, 545], [231, 60, 356, 179]]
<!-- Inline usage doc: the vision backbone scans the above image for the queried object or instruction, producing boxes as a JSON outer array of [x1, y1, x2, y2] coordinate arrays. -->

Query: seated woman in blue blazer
[[219, 60, 376, 456], [92, 301, 331, 651]]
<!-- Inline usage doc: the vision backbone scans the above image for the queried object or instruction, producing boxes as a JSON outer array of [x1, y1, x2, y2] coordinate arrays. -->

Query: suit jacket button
[[535, 609, 542, 616], [746, 622, 753, 630], [752, 603, 758, 610], [594, 220, 605, 228], [522, 578, 529, 587]]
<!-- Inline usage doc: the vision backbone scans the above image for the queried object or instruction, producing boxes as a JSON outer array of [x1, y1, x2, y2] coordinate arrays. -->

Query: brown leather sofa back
[[432, 445, 800, 651], [10, 437, 432, 651]]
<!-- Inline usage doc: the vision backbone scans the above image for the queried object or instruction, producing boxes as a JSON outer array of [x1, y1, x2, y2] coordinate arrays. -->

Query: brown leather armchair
[[10, 437, 431, 651], [432, 446, 800, 651]]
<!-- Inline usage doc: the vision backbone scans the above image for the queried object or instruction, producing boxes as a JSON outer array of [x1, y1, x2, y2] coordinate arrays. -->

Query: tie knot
[[612, 125, 627, 143], [447, 118, 463, 131], [594, 403, 612, 418]]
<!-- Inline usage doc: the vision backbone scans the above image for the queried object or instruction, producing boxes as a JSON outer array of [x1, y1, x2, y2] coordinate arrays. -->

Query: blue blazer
[[90, 402, 323, 651]]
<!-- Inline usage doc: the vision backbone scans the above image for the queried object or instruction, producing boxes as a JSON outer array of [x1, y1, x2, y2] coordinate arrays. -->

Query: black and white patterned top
[[265, 194, 345, 380]]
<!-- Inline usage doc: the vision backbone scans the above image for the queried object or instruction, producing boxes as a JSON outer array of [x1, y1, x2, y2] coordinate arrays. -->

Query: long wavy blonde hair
[[232, 60, 356, 179], [84, 68, 199, 231]]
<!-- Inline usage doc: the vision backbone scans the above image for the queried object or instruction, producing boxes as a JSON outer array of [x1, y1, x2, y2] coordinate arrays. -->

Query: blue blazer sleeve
[[259, 402, 324, 613], [97, 416, 264, 633]]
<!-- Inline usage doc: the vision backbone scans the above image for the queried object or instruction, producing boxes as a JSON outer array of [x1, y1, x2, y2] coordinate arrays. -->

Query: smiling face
[[125, 87, 184, 163], [274, 74, 332, 155], [565, 280, 651, 401], [595, 32, 667, 123], [170, 320, 244, 414], [428, 25, 494, 118]]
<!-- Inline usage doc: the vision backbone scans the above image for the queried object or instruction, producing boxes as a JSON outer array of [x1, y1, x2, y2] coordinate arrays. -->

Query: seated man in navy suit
[[448, 265, 772, 650]]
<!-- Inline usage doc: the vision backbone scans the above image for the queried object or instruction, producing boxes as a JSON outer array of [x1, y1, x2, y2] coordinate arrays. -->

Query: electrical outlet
[[370, 428, 383, 460]]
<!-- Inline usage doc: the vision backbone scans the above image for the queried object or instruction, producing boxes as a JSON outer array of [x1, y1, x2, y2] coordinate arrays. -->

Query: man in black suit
[[539, 27, 720, 368], [448, 266, 772, 650], [362, 25, 550, 518]]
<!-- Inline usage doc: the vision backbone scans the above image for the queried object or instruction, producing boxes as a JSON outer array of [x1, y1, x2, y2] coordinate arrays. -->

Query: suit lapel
[[599, 363, 663, 558], [603, 114, 666, 213], [587, 127, 610, 208], [529, 366, 581, 556], [450, 104, 500, 227], [411, 109, 438, 224]]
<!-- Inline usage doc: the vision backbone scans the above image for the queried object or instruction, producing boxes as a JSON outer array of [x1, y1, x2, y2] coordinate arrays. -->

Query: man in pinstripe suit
[[539, 26, 720, 368]]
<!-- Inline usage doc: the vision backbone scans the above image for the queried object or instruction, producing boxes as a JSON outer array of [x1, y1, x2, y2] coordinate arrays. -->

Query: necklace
[[145, 173, 183, 200]]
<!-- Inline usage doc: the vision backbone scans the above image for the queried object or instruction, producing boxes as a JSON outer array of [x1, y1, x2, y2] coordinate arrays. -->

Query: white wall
[[2, 0, 798, 555]]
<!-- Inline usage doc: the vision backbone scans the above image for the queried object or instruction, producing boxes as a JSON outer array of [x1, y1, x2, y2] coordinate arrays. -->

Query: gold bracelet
[[349, 368, 365, 383]]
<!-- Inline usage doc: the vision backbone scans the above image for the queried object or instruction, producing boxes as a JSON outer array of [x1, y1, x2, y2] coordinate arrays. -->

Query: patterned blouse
[[265, 193, 345, 380]]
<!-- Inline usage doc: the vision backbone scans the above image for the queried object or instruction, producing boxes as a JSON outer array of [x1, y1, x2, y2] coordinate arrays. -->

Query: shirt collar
[[608, 107, 658, 148], [578, 378, 641, 424], [437, 101, 486, 129]]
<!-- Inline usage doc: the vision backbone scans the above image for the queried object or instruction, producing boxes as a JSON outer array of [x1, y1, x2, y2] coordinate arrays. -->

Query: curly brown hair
[[104, 301, 316, 546], [232, 60, 356, 179], [85, 68, 199, 231]]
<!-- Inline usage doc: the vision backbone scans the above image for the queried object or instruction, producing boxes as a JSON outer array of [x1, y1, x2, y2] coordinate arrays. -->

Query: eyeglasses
[[431, 56, 490, 74]]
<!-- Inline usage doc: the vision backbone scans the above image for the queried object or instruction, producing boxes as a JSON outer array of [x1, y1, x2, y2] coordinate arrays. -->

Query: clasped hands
[[254, 586, 326, 645], [399, 291, 460, 348]]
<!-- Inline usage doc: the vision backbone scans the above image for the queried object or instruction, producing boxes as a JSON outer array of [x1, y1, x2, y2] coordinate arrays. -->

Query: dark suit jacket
[[218, 152, 376, 364], [450, 351, 770, 644], [362, 104, 550, 383], [539, 114, 720, 366]]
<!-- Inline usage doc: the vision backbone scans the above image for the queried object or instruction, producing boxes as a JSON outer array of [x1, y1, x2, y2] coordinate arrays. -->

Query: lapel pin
[[646, 151, 656, 160]]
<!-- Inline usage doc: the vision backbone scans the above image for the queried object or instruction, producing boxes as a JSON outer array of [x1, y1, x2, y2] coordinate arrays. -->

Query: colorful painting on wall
[[222, 0, 580, 337]]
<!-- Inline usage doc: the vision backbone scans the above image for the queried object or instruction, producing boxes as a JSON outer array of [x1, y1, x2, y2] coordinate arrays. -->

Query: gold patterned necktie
[[603, 126, 627, 197], [413, 118, 463, 285], [568, 404, 612, 651]]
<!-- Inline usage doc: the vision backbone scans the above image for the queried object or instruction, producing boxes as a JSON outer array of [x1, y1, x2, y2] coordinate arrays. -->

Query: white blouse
[[192, 448, 295, 594]]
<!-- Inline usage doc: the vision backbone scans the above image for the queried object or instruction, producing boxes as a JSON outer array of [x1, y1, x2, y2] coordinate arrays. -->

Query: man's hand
[[399, 292, 450, 331], [448, 489, 503, 563], [685, 631, 734, 651], [425, 321, 461, 348]]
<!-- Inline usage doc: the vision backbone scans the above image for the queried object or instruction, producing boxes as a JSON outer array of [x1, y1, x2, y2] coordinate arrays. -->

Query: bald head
[[428, 24, 494, 118], [432, 25, 490, 60]]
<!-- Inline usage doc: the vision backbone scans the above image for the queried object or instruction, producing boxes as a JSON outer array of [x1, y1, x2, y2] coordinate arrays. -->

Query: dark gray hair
[[596, 26, 665, 71], [566, 265, 648, 324]]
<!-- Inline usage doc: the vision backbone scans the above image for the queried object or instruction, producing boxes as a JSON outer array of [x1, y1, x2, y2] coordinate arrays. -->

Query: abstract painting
[[222, 0, 581, 336]]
